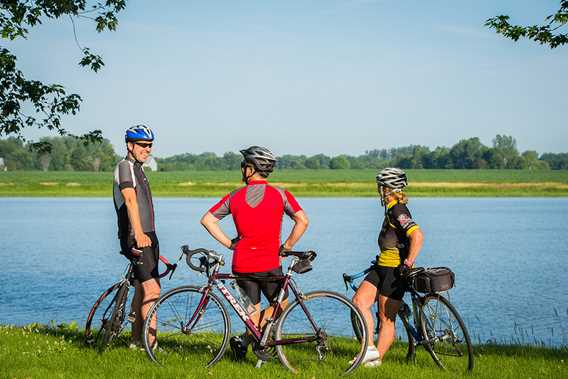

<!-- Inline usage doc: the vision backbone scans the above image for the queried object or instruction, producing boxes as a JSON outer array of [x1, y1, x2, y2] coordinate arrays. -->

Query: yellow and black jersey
[[377, 200, 420, 267]]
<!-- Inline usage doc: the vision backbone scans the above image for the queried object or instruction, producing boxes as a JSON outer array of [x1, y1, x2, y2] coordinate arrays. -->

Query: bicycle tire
[[102, 283, 129, 348], [419, 294, 474, 372], [85, 281, 123, 348], [275, 291, 368, 375], [350, 304, 379, 343], [350, 309, 366, 343], [143, 285, 231, 368]]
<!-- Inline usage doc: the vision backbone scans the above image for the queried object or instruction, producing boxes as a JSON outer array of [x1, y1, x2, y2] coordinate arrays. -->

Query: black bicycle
[[85, 250, 177, 349], [343, 262, 474, 373], [142, 245, 369, 374]]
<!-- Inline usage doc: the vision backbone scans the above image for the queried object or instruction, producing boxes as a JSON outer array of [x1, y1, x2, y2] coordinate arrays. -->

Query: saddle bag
[[412, 267, 455, 293]]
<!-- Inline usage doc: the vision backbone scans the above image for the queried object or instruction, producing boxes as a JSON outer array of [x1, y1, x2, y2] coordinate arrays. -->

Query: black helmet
[[240, 146, 277, 174], [376, 167, 408, 190]]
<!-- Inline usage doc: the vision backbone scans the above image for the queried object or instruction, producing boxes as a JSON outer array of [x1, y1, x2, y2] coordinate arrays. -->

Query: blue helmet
[[125, 125, 155, 142]]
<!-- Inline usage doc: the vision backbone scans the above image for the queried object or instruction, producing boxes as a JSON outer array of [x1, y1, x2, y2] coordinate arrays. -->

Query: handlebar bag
[[291, 258, 313, 274], [412, 267, 455, 293]]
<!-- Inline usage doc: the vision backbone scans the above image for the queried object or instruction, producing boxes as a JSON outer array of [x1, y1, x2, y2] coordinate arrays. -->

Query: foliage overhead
[[0, 135, 118, 171], [0, 1, 126, 151], [486, 1, 568, 48]]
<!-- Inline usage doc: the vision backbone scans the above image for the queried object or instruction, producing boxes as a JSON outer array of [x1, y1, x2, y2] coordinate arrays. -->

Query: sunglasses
[[134, 142, 153, 148]]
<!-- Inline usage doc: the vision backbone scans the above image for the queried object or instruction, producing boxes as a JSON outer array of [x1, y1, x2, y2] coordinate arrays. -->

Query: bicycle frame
[[185, 261, 322, 349], [342, 264, 429, 351], [85, 264, 133, 340], [85, 254, 177, 343]]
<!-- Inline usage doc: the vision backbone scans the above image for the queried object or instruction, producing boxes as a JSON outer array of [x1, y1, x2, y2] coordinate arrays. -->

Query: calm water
[[1, 197, 567, 346]]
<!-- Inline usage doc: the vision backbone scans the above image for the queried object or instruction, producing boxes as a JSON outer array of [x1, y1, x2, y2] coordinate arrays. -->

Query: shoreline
[[1, 170, 568, 197]]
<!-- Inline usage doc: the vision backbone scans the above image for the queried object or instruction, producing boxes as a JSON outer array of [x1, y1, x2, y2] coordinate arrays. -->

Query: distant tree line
[[158, 135, 565, 171], [1, 134, 568, 171], [0, 137, 118, 171]]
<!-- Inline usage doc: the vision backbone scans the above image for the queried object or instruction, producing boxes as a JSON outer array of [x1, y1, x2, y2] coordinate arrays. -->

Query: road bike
[[342, 261, 474, 372], [85, 250, 177, 349], [142, 245, 369, 374]]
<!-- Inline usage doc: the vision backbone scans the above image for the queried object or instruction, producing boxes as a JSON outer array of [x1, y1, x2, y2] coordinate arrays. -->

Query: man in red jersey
[[200, 146, 309, 360]]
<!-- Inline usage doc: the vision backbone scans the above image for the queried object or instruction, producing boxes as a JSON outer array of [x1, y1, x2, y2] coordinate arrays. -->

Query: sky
[[7, 0, 568, 157]]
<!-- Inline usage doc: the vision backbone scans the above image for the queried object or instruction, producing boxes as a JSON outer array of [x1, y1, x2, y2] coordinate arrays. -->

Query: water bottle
[[231, 281, 256, 314]]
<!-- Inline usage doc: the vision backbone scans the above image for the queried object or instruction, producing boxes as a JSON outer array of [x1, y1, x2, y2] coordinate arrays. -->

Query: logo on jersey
[[397, 214, 413, 228]]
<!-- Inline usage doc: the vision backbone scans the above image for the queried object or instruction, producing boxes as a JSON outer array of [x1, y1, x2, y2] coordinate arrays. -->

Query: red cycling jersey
[[209, 180, 302, 273]]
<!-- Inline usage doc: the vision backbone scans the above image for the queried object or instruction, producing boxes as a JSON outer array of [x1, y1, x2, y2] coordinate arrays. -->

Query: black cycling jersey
[[377, 199, 419, 267], [113, 158, 155, 239]]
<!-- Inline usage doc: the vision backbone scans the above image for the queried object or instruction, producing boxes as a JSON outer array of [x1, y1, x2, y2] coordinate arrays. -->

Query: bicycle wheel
[[275, 291, 368, 375], [419, 294, 474, 372], [143, 285, 231, 368], [350, 308, 366, 343], [85, 281, 126, 349]]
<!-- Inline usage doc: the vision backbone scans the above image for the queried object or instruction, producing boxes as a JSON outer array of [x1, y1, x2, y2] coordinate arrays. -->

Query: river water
[[1, 197, 567, 346]]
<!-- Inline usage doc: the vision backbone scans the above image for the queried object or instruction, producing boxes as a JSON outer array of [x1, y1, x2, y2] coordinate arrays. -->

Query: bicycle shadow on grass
[[21, 322, 140, 352]]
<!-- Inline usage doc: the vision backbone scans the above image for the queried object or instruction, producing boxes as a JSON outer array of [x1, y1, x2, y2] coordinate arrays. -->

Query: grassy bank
[[1, 170, 568, 197], [1, 324, 566, 379]]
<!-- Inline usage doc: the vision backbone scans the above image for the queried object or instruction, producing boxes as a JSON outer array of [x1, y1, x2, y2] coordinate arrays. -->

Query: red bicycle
[[142, 245, 368, 374], [85, 251, 177, 350]]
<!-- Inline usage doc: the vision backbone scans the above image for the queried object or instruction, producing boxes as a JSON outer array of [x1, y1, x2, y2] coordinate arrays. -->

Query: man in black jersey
[[113, 125, 159, 349]]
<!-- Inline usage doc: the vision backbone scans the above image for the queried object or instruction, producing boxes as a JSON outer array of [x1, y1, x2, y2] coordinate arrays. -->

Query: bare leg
[[258, 299, 288, 328], [249, 303, 262, 331], [376, 295, 401, 359], [352, 281, 379, 347], [141, 278, 161, 346], [245, 299, 289, 340], [130, 280, 143, 344]]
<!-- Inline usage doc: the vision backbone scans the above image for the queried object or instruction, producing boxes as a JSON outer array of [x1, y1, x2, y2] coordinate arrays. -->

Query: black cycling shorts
[[235, 267, 288, 305], [363, 265, 406, 301], [120, 232, 160, 283]]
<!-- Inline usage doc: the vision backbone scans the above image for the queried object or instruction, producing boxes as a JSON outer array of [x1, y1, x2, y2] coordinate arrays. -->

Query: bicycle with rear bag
[[85, 249, 177, 350], [342, 261, 474, 373], [142, 245, 369, 375]]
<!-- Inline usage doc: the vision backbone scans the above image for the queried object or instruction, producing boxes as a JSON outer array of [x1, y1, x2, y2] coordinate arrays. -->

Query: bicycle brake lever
[[168, 263, 178, 280], [342, 273, 349, 291]]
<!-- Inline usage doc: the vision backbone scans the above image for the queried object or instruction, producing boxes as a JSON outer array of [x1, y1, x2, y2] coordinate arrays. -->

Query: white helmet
[[376, 167, 408, 191]]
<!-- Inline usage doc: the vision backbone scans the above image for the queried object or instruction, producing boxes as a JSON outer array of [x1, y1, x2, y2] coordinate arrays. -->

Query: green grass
[[1, 324, 566, 378], [1, 170, 568, 197]]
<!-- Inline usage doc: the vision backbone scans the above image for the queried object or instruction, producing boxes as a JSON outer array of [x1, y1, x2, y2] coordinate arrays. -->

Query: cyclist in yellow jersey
[[352, 168, 424, 367]]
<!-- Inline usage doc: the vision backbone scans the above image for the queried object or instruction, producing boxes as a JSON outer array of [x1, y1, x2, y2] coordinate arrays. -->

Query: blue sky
[[8, 0, 568, 157]]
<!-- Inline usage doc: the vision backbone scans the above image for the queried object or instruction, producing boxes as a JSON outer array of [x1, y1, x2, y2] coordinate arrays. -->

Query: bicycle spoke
[[85, 283, 130, 350], [420, 295, 474, 372], [144, 286, 229, 368], [276, 291, 367, 375], [158, 318, 184, 329], [166, 299, 185, 327]]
